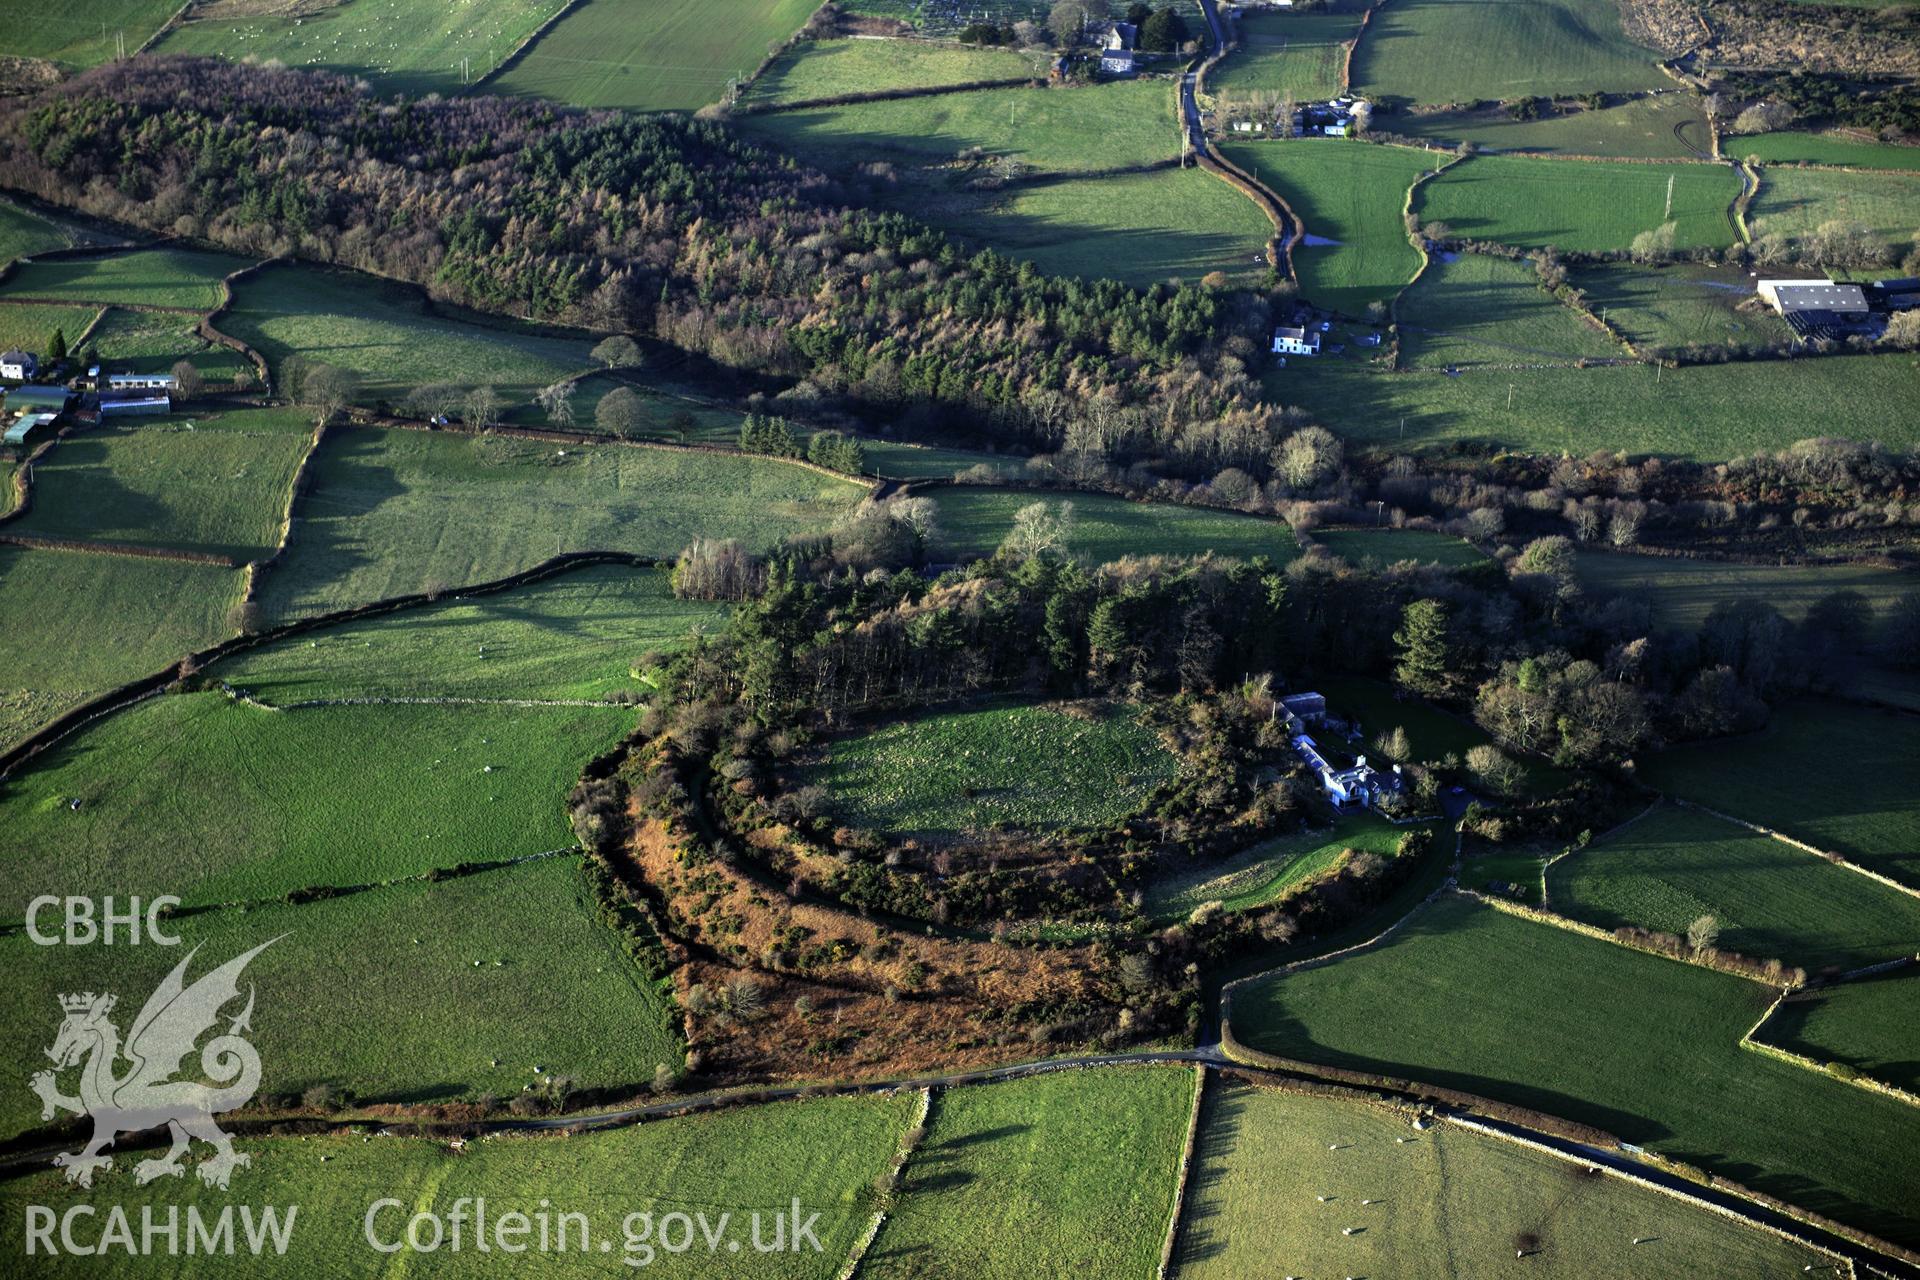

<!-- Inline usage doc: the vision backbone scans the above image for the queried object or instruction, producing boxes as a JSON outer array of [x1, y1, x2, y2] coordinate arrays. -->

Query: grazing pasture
[[217, 563, 728, 703], [1220, 141, 1437, 315], [1397, 252, 1624, 369], [0, 247, 244, 310], [222, 264, 597, 405], [0, 1091, 911, 1275], [861, 438, 1011, 479], [1312, 526, 1488, 567], [1145, 812, 1419, 920], [864, 1067, 1191, 1279], [1570, 261, 1793, 354], [1417, 154, 1740, 252], [492, 0, 821, 113], [745, 37, 1047, 104], [0, 548, 240, 750], [1267, 352, 1920, 457], [256, 428, 864, 621], [1730, 132, 1920, 171], [1351, 0, 1667, 103], [1393, 94, 1713, 158], [1547, 803, 1920, 973], [1177, 1081, 1828, 1278], [0, 854, 679, 1139], [1574, 549, 1914, 635], [1638, 700, 1920, 887], [0, 198, 89, 262], [1209, 9, 1367, 100], [86, 306, 254, 383], [0, 0, 183, 69], [1228, 893, 1920, 1247], [13, 409, 314, 561], [0, 302, 98, 359], [930, 485, 1297, 564], [809, 701, 1175, 836], [501, 369, 743, 440], [1750, 165, 1920, 250], [0, 693, 631, 908], [1753, 969, 1920, 1095]]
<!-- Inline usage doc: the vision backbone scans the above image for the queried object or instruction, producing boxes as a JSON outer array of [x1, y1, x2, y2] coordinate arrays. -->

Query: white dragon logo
[[29, 939, 279, 1189]]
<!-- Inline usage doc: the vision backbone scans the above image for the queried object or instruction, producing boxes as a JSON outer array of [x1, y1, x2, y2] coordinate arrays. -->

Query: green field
[[0, 302, 98, 360], [1732, 132, 1920, 172], [745, 37, 1047, 105], [1145, 812, 1416, 920], [158, 0, 566, 98], [1268, 351, 1920, 457], [1220, 141, 1438, 315], [1312, 526, 1488, 567], [13, 409, 314, 561], [0, 247, 244, 310], [1210, 10, 1366, 100], [1639, 700, 1920, 887], [865, 1067, 1191, 1279], [0, 548, 240, 749], [492, 0, 821, 112], [257, 428, 864, 622], [930, 485, 1298, 564], [1750, 164, 1920, 251], [499, 369, 744, 440], [0, 0, 183, 68], [217, 562, 727, 703], [1176, 1081, 1828, 1278], [0, 854, 679, 1139], [0, 692, 630, 908], [862, 438, 1012, 479], [809, 700, 1175, 836], [1571, 261, 1793, 354], [223, 263, 597, 406], [1575, 549, 1915, 635], [0, 1091, 911, 1276], [1351, 0, 1668, 104], [1418, 154, 1740, 252], [1548, 804, 1920, 973], [1229, 893, 1920, 1246], [1753, 969, 1920, 1095], [1398, 252, 1624, 369], [0, 198, 89, 263], [1393, 93, 1714, 158], [740, 80, 1179, 176], [86, 306, 254, 384]]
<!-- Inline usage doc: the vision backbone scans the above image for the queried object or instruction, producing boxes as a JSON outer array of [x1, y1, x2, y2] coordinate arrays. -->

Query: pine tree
[[46, 328, 67, 362], [1392, 598, 1451, 698]]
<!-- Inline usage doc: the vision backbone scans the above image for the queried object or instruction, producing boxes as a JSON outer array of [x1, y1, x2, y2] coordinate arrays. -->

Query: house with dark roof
[[1, 351, 36, 381]]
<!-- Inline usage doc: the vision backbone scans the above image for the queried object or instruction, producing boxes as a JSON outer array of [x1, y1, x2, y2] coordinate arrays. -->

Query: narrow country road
[[1182, 0, 1225, 154]]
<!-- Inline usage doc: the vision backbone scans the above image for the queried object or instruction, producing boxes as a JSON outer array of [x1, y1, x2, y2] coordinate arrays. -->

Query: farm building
[[1100, 21, 1138, 74], [1869, 276, 1920, 312], [1281, 691, 1327, 723], [1, 350, 36, 380], [3, 412, 57, 445], [1273, 325, 1321, 356], [99, 395, 171, 417], [105, 371, 178, 393], [1756, 279, 1875, 343], [5, 385, 71, 414], [1292, 733, 1404, 810]]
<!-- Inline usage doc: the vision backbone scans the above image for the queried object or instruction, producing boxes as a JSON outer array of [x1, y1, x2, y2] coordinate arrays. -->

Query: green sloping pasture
[[216, 563, 729, 703], [1570, 262, 1794, 354], [745, 37, 1048, 105], [929, 485, 1297, 564], [86, 306, 254, 384], [1209, 10, 1366, 100], [0, 548, 241, 750], [0, 0, 183, 69], [1393, 94, 1714, 158], [810, 701, 1175, 837], [1229, 893, 1920, 1247], [1751, 165, 1920, 251], [492, 0, 822, 112], [1145, 812, 1415, 920], [13, 409, 314, 561], [1177, 1081, 1827, 1279], [1752, 968, 1920, 1095], [1638, 700, 1920, 887], [738, 80, 1180, 176], [860, 439, 1011, 479], [221, 263, 597, 406], [0, 248, 246, 310], [1397, 252, 1624, 369], [1351, 0, 1667, 104], [1417, 154, 1740, 252], [1312, 526, 1488, 567], [157, 0, 567, 98], [0, 1091, 912, 1275], [0, 855, 680, 1140], [1548, 804, 1920, 974], [0, 692, 631, 909], [1220, 141, 1437, 315], [256, 428, 865, 622], [1265, 351, 1920, 458], [0, 302, 97, 360], [1574, 549, 1915, 635], [1731, 132, 1920, 172], [864, 1067, 1192, 1279], [0, 199, 87, 263], [501, 370, 744, 441]]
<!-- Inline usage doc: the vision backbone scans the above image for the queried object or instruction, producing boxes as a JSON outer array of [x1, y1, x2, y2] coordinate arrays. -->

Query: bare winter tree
[[1686, 914, 1720, 954], [1001, 500, 1075, 560], [536, 380, 577, 428], [169, 359, 203, 400], [462, 384, 500, 431]]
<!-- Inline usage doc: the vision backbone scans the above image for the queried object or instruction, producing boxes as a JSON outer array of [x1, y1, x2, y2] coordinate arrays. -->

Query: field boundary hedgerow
[[736, 75, 1042, 115], [1342, 0, 1388, 93], [1668, 796, 1920, 905], [1537, 797, 1662, 908], [1155, 1062, 1208, 1280], [133, 3, 192, 57], [841, 1084, 932, 1279], [0, 530, 238, 565], [1195, 148, 1298, 282], [238, 416, 328, 605], [464, 0, 595, 95], [1740, 987, 1920, 1111], [199, 255, 280, 389], [1388, 149, 1469, 366]]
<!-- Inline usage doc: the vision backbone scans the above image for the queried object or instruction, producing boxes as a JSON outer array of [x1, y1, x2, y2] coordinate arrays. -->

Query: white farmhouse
[[1272, 325, 1321, 357]]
